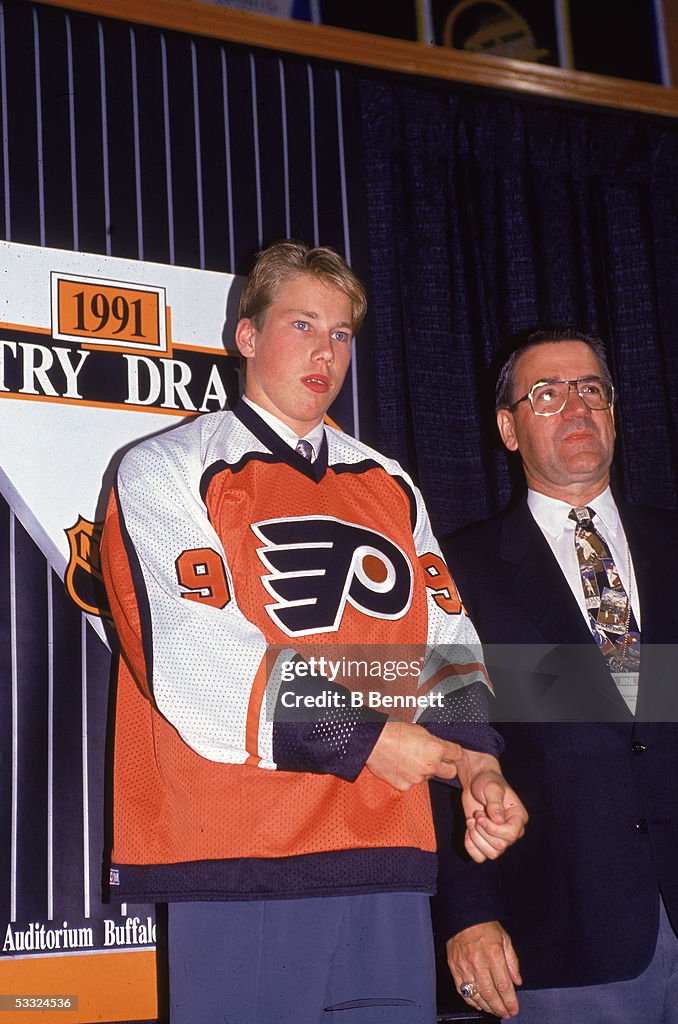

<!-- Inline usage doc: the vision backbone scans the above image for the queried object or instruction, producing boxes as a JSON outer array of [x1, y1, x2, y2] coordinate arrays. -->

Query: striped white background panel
[[0, 0, 370, 969], [0, 490, 112, 931], [0, 0, 368, 430]]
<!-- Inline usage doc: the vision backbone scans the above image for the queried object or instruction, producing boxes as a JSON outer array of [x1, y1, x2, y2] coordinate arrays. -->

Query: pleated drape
[[360, 78, 678, 534]]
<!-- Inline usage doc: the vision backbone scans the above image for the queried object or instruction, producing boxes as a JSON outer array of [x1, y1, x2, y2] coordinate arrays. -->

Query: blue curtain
[[359, 78, 678, 536]]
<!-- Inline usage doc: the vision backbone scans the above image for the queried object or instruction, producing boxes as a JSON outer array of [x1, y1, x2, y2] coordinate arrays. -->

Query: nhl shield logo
[[65, 516, 110, 617]]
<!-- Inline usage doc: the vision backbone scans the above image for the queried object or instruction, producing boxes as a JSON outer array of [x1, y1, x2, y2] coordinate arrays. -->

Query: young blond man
[[102, 240, 525, 1024]]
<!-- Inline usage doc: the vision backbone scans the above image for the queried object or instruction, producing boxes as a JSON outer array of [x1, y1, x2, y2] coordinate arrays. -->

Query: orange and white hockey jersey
[[102, 401, 500, 902]]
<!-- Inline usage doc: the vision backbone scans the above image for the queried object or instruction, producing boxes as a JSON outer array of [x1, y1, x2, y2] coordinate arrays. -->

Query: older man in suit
[[433, 329, 678, 1022]]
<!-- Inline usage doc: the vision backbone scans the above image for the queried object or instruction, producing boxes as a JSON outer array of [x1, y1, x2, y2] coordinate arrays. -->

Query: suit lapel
[[499, 502, 593, 644], [619, 500, 678, 644], [620, 501, 678, 720]]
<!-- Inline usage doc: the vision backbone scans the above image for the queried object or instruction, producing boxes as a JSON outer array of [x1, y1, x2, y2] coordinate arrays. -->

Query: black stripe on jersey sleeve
[[271, 653, 389, 779], [419, 681, 504, 759], [114, 479, 155, 697]]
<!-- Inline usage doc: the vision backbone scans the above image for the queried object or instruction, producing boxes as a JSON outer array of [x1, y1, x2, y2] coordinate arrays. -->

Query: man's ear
[[496, 408, 519, 452], [235, 318, 256, 358]]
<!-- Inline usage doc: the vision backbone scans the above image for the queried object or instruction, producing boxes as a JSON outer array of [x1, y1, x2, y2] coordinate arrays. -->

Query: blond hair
[[238, 239, 367, 333]]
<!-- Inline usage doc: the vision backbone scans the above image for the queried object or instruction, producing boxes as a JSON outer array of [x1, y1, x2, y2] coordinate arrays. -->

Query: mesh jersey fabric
[[101, 403, 501, 902]]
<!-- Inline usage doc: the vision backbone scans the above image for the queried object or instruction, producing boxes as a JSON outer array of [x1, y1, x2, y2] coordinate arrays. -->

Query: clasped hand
[[366, 722, 527, 862]]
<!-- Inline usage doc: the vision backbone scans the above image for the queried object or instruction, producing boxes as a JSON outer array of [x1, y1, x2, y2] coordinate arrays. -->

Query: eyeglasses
[[507, 377, 615, 417]]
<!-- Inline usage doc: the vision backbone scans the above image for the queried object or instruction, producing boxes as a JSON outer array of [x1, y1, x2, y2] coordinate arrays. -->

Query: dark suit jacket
[[432, 498, 678, 989]]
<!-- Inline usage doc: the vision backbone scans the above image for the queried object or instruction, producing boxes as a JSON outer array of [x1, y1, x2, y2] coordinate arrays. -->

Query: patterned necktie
[[569, 506, 640, 714], [295, 438, 314, 461]]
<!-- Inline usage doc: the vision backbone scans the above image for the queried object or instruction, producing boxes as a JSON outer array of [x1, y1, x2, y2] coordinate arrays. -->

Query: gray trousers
[[168, 892, 437, 1024], [515, 898, 678, 1024]]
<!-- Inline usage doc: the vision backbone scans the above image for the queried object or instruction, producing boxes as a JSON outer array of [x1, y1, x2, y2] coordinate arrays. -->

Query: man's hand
[[456, 751, 528, 863], [446, 921, 521, 1020], [367, 732, 526, 860], [365, 722, 462, 790]]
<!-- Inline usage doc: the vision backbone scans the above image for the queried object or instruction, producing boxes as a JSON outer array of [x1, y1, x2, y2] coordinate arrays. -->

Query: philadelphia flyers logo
[[252, 516, 413, 636]]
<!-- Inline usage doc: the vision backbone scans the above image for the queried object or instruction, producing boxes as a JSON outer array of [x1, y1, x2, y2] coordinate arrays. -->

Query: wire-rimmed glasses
[[507, 377, 615, 417]]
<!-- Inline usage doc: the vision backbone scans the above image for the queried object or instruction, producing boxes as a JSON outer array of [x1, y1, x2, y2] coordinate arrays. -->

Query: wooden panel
[[37, 0, 678, 118], [663, 0, 678, 85]]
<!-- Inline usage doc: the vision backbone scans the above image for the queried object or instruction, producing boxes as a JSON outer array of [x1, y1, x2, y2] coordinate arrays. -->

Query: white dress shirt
[[241, 395, 325, 462], [527, 486, 641, 629]]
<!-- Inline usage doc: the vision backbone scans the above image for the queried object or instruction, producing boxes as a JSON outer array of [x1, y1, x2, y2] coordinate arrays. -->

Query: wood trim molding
[[37, 0, 678, 119]]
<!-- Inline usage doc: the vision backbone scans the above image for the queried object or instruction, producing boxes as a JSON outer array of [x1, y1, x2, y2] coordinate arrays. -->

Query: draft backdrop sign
[[0, 241, 239, 1023]]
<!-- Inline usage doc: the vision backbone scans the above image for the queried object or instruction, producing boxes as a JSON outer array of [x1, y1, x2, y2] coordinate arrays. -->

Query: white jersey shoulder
[[114, 409, 275, 768], [118, 410, 270, 491]]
